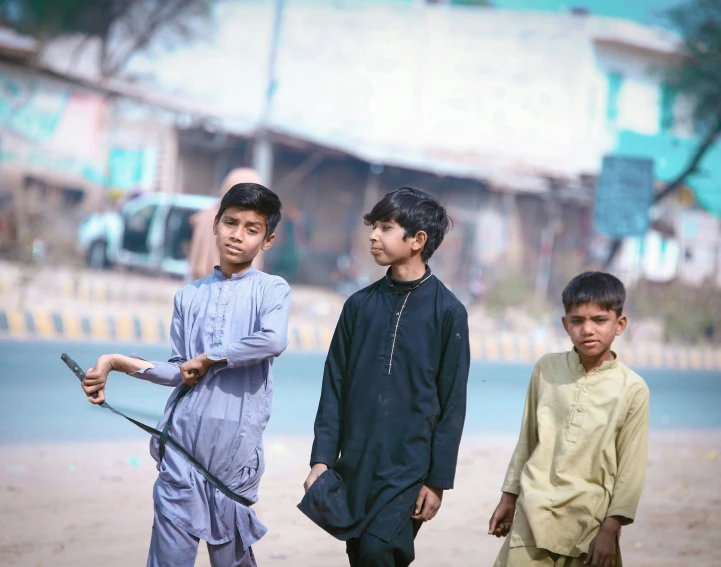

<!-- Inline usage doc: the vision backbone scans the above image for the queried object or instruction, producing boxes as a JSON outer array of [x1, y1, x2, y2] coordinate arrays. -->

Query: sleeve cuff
[[207, 346, 226, 363], [310, 451, 337, 468], [501, 481, 521, 495], [606, 508, 636, 523], [425, 475, 454, 490]]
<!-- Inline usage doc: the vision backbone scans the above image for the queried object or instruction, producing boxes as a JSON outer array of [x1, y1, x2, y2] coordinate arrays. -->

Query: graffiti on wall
[[0, 66, 160, 191], [0, 69, 68, 142]]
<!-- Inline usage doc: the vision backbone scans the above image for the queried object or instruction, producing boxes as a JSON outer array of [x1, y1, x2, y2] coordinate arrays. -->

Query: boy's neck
[[219, 259, 254, 279], [577, 347, 615, 373], [389, 259, 427, 282]]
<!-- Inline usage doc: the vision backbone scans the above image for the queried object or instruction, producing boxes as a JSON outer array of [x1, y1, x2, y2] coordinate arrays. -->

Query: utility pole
[[534, 181, 561, 305], [253, 0, 286, 188]]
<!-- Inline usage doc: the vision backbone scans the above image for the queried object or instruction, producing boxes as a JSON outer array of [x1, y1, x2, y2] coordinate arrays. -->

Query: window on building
[[659, 84, 677, 133], [606, 72, 623, 123]]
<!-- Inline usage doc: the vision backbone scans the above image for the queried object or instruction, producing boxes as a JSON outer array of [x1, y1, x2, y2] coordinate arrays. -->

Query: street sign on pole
[[595, 155, 655, 238]]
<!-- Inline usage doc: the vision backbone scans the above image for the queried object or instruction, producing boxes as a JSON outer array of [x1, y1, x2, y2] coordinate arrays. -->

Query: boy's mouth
[[225, 243, 243, 254], [370, 247, 382, 255]]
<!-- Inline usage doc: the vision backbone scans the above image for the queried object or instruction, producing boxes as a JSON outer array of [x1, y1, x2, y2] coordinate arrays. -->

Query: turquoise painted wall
[[614, 131, 721, 217]]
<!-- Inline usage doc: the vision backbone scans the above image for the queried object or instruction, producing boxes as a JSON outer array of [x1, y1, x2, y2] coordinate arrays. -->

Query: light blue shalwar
[[130, 267, 291, 567]]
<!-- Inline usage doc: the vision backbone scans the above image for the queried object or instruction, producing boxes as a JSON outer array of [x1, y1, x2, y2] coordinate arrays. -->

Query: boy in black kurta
[[298, 187, 470, 566]]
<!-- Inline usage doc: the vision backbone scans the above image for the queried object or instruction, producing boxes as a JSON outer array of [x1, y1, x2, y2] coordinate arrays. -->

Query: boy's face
[[213, 207, 275, 269], [562, 302, 627, 359], [368, 219, 426, 266]]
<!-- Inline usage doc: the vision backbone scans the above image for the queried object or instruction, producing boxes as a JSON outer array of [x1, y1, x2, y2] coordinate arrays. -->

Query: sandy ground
[[1, 431, 719, 567]]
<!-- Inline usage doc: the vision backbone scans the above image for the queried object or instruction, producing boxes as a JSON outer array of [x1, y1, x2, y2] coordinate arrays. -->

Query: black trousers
[[346, 519, 423, 567]]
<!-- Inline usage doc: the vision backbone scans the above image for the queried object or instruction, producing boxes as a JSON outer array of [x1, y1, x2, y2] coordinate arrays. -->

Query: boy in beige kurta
[[489, 272, 649, 567]]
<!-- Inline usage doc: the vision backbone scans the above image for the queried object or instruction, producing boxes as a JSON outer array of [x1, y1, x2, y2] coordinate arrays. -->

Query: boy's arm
[[82, 294, 188, 402], [206, 280, 291, 368], [605, 386, 650, 523], [309, 300, 355, 468], [501, 364, 540, 495], [426, 304, 470, 490], [488, 364, 540, 536], [129, 291, 188, 387]]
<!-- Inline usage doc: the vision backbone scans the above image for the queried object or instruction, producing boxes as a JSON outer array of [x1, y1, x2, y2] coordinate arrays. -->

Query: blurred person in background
[[188, 167, 263, 281]]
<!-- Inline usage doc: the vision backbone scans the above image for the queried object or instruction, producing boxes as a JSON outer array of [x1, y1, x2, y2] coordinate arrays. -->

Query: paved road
[[1, 339, 719, 444]]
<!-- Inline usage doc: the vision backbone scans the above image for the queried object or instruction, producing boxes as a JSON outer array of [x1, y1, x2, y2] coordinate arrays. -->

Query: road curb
[[1, 309, 719, 371]]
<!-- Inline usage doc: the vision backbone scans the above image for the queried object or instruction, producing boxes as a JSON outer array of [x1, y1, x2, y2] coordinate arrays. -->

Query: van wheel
[[87, 240, 109, 269]]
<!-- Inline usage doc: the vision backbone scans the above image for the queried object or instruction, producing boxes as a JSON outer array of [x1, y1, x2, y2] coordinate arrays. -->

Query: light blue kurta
[[132, 266, 291, 551]]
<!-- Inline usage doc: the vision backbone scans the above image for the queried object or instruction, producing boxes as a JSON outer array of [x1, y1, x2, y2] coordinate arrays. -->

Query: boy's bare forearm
[[107, 353, 155, 374]]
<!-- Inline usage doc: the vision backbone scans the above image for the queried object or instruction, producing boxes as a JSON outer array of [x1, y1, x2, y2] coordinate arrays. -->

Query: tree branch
[[603, 111, 721, 270], [101, 0, 197, 76], [652, 111, 721, 204]]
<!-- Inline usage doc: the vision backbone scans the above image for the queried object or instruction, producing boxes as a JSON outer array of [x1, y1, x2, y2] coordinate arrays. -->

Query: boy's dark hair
[[562, 271, 626, 316], [216, 183, 282, 237], [363, 186, 451, 262]]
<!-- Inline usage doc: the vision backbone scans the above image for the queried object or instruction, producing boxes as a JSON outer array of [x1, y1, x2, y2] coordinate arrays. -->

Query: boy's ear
[[411, 230, 427, 252], [213, 217, 219, 235], [615, 315, 628, 336], [561, 315, 569, 334], [261, 233, 276, 252]]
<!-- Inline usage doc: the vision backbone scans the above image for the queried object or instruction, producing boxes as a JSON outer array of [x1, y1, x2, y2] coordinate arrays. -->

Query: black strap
[[61, 353, 253, 507]]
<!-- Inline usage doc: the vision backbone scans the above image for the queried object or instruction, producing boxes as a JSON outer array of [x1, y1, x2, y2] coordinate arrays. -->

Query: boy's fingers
[[488, 511, 499, 534], [89, 389, 105, 404], [82, 381, 101, 394], [414, 491, 425, 515]]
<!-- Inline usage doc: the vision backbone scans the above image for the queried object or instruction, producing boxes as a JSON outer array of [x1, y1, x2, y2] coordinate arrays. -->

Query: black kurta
[[298, 267, 470, 543]]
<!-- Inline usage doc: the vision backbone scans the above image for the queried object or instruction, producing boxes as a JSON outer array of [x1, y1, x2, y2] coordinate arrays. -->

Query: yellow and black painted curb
[[1, 309, 720, 371]]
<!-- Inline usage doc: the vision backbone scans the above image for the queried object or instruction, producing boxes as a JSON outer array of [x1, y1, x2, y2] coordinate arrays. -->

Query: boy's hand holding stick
[[180, 353, 213, 387]]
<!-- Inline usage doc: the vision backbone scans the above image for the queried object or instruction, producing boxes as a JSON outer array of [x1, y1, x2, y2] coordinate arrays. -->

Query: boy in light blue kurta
[[82, 183, 290, 567]]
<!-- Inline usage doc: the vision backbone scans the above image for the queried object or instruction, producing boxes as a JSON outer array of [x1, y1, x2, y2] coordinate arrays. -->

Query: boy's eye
[[248, 229, 258, 235]]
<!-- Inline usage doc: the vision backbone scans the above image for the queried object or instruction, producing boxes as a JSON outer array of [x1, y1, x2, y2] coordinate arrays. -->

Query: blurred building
[[1, 2, 719, 293]]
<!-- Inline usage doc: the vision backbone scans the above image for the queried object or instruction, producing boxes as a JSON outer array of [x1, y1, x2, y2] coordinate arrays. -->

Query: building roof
[[0, 25, 38, 60], [14, 4, 684, 191]]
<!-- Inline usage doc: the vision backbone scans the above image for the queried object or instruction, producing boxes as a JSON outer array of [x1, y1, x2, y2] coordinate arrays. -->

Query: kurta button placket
[[384, 270, 433, 375]]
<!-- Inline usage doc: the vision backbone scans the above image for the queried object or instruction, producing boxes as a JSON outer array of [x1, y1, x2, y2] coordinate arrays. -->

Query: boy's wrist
[[501, 491, 519, 502], [600, 516, 622, 535], [104, 354, 117, 370]]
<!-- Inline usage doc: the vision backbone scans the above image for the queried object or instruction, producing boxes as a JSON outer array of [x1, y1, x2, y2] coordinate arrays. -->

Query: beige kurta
[[501, 350, 649, 557]]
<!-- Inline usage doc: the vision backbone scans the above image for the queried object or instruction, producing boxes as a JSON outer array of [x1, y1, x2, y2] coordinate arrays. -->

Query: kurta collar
[[213, 266, 257, 281], [570, 347, 620, 375], [385, 266, 432, 293]]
